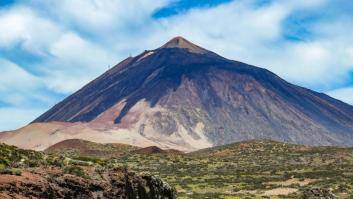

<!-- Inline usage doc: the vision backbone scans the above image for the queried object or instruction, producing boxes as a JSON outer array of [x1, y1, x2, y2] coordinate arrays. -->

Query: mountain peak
[[17, 36, 353, 152], [160, 36, 208, 54]]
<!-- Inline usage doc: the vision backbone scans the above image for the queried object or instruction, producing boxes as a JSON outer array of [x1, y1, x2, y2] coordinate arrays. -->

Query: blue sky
[[0, 0, 353, 131]]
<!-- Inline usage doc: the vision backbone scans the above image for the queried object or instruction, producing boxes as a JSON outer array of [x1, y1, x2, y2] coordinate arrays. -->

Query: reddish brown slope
[[45, 139, 139, 157]]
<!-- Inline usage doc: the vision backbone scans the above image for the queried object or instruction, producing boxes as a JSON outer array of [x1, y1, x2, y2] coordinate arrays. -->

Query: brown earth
[[133, 146, 183, 155]]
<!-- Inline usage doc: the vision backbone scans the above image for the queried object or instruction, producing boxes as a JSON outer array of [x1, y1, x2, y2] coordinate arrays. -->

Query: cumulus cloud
[[34, 0, 167, 31], [0, 0, 170, 131], [0, 6, 63, 55], [146, 0, 353, 90], [26, 0, 169, 54], [42, 32, 117, 93]]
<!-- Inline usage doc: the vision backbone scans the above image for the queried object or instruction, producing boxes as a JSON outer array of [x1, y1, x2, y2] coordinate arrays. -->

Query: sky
[[0, 0, 353, 131]]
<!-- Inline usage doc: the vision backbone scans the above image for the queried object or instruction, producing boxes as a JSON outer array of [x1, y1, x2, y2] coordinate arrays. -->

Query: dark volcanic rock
[[31, 37, 353, 148], [0, 167, 175, 199], [302, 187, 337, 199]]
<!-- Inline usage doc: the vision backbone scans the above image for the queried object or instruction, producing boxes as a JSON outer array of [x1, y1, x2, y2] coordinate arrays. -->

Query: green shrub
[[0, 163, 6, 170], [63, 166, 88, 179], [0, 168, 22, 176], [75, 156, 103, 164], [70, 159, 92, 166]]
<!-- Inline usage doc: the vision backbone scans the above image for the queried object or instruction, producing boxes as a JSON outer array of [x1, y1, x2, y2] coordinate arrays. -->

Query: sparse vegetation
[[1, 140, 353, 198], [112, 140, 353, 198], [63, 165, 88, 179], [0, 167, 21, 176], [0, 143, 175, 199]]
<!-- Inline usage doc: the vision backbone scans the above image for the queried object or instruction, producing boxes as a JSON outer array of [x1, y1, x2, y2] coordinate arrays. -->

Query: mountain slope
[[2, 37, 353, 151]]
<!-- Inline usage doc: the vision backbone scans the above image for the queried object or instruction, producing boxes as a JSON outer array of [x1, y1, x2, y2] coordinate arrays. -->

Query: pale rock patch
[[262, 188, 298, 196], [137, 51, 154, 62], [0, 99, 213, 152]]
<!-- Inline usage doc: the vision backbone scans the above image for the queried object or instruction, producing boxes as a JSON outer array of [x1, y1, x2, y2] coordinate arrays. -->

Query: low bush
[[0, 168, 22, 176], [63, 166, 88, 179]]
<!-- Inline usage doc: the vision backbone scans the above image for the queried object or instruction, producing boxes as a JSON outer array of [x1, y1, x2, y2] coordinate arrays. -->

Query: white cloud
[[0, 59, 39, 92], [145, 0, 352, 90], [0, 0, 169, 94], [157, 1, 287, 45], [0, 9, 28, 47], [0, 5, 119, 94], [0, 1, 174, 132], [5, 0, 338, 95], [35, 0, 167, 31], [0, 59, 52, 131], [42, 32, 117, 93], [26, 0, 169, 54], [0, 58, 58, 107], [253, 41, 351, 89], [0, 7, 63, 55], [0, 59, 42, 104], [327, 87, 353, 105]]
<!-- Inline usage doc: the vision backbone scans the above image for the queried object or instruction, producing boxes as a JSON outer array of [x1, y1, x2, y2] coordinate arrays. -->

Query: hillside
[[45, 139, 139, 158], [1, 139, 353, 198], [123, 140, 353, 198], [15, 139, 351, 198]]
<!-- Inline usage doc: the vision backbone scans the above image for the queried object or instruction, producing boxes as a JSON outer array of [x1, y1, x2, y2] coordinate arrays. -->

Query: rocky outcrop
[[0, 167, 175, 199], [302, 188, 337, 199]]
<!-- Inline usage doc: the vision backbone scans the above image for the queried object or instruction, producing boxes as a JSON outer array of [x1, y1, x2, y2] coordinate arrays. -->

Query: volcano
[[2, 37, 353, 151]]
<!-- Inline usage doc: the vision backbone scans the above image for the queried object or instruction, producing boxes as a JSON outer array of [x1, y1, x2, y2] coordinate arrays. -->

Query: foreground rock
[[0, 143, 175, 199], [0, 166, 175, 199]]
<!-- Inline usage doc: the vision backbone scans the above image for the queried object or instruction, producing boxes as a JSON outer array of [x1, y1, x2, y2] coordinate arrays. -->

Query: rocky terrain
[[1, 36, 353, 152], [125, 140, 353, 198], [1, 139, 352, 198], [0, 167, 175, 199], [0, 143, 175, 199]]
